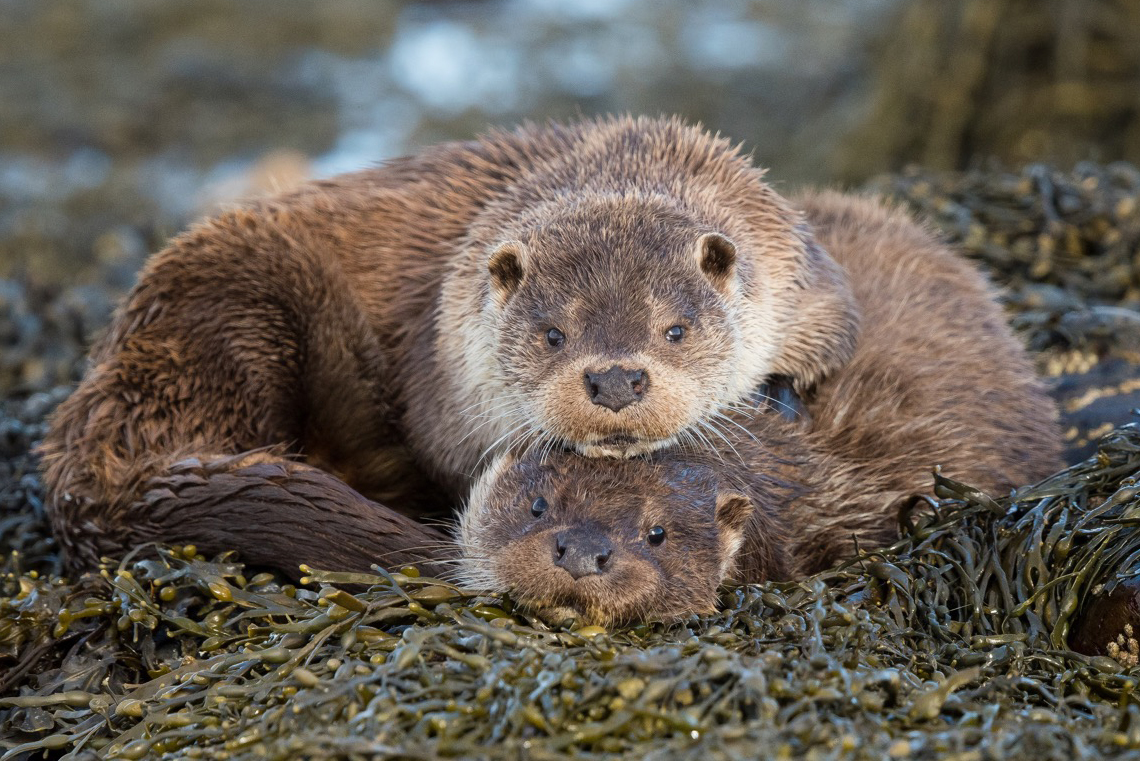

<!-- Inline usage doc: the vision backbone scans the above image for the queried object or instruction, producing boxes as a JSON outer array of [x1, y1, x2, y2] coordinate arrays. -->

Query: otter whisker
[[418, 517, 460, 530], [517, 425, 546, 455], [370, 546, 461, 559], [456, 399, 526, 429], [456, 393, 534, 420], [698, 417, 746, 465], [685, 422, 722, 461], [673, 426, 707, 457], [372, 541, 462, 556], [460, 407, 529, 427], [718, 400, 762, 420], [446, 562, 499, 589], [536, 433, 564, 467], [671, 426, 695, 453], [428, 558, 492, 583], [695, 418, 730, 454], [371, 544, 462, 562], [473, 418, 538, 471], [453, 403, 528, 450], [425, 558, 492, 572], [752, 391, 803, 419], [436, 559, 495, 575], [454, 391, 533, 418], [708, 409, 760, 446]]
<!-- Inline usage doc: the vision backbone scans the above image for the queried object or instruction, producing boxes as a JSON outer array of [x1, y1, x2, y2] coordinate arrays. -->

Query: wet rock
[[1070, 578, 1140, 664]]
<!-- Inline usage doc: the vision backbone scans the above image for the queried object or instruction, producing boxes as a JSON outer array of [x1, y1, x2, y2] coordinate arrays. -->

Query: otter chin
[[576, 433, 673, 459], [456, 449, 791, 625]]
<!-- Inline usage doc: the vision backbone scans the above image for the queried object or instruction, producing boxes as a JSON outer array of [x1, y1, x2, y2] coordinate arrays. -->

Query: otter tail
[[45, 451, 453, 580], [141, 454, 451, 577]]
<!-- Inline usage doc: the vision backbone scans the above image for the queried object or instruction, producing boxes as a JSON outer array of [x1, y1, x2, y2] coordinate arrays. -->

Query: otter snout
[[554, 527, 614, 579], [584, 366, 648, 412]]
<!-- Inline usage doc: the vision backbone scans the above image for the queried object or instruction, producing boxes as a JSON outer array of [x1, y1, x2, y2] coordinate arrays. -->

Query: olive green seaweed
[[4, 163, 1140, 760], [6, 440, 1140, 760]]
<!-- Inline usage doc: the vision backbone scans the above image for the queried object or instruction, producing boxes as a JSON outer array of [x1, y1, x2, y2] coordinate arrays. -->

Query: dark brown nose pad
[[554, 529, 614, 579], [584, 366, 648, 412]]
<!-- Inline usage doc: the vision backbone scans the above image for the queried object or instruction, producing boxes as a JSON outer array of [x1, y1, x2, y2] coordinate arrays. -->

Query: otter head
[[456, 448, 758, 626], [482, 196, 752, 459]]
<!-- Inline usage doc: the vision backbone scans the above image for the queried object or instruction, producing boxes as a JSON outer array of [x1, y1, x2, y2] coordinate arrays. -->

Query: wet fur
[[788, 190, 1062, 570], [458, 192, 1065, 621], [40, 116, 856, 577], [458, 448, 790, 626]]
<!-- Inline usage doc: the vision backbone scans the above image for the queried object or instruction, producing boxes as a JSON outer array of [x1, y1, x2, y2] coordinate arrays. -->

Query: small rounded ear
[[715, 491, 753, 534], [696, 232, 737, 289], [488, 241, 526, 298]]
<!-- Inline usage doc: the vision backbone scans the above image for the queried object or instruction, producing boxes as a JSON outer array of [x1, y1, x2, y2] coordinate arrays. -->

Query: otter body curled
[[41, 116, 858, 577]]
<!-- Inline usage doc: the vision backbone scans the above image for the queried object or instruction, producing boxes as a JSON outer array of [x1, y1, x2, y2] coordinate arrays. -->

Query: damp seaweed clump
[[6, 433, 1140, 760], [4, 162, 1140, 759], [874, 162, 1140, 306], [878, 162, 1140, 462], [875, 162, 1140, 366]]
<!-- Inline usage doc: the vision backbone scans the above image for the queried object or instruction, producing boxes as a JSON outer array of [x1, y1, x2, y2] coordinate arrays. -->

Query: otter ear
[[715, 491, 753, 534], [488, 241, 527, 298], [769, 226, 860, 393], [696, 232, 737, 289]]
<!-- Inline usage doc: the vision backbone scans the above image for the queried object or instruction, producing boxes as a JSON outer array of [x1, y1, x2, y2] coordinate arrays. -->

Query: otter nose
[[584, 366, 648, 412], [554, 529, 614, 580]]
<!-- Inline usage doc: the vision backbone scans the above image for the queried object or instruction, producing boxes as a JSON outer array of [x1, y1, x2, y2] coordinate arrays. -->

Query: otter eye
[[545, 328, 565, 348], [665, 325, 685, 343], [530, 496, 549, 517], [647, 526, 666, 545]]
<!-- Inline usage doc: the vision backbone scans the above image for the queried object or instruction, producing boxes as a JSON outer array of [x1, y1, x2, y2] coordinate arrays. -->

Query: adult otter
[[40, 116, 858, 577], [457, 192, 1065, 622]]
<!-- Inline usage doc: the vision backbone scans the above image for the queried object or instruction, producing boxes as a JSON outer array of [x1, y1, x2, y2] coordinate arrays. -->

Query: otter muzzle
[[584, 366, 648, 412]]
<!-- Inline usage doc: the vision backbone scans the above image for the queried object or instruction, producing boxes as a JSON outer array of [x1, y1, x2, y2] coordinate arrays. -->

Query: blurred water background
[[1, 0, 1139, 295]]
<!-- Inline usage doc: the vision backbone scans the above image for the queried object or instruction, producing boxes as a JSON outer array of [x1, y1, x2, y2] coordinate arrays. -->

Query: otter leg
[[41, 205, 451, 577]]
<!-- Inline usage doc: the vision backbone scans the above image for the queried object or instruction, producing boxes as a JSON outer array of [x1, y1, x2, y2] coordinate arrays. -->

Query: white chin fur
[[574, 436, 675, 459]]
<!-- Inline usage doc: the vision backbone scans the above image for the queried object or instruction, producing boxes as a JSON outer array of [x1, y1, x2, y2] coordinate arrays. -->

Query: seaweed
[[4, 162, 1140, 759], [5, 435, 1140, 759]]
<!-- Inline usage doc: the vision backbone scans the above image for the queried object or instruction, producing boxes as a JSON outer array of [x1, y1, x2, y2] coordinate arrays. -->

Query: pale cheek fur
[[726, 280, 786, 400], [454, 454, 517, 588], [432, 279, 532, 475]]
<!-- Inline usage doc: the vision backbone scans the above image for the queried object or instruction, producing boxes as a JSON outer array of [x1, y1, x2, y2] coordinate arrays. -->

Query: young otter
[[40, 116, 858, 577], [457, 192, 1065, 622], [459, 440, 798, 625]]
